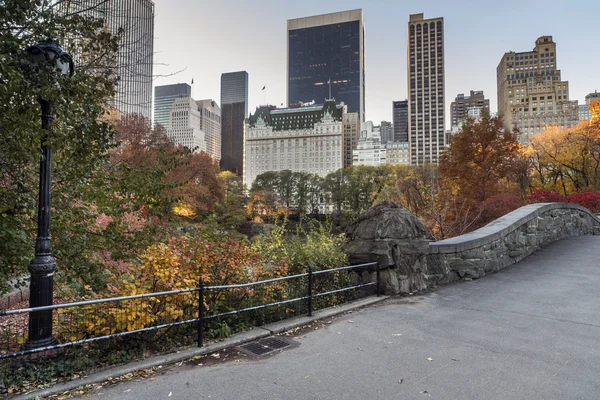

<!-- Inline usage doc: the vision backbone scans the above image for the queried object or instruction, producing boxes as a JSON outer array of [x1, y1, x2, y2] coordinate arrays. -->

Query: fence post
[[198, 278, 204, 348], [376, 263, 381, 297], [307, 265, 313, 317]]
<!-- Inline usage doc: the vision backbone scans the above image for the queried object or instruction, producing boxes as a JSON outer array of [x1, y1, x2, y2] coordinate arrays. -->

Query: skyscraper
[[287, 10, 366, 121], [450, 90, 490, 128], [58, 0, 155, 118], [221, 71, 249, 176], [379, 121, 393, 144], [497, 36, 579, 143], [392, 100, 408, 142], [342, 112, 360, 168], [407, 13, 445, 165], [154, 83, 206, 152], [196, 100, 221, 161], [154, 83, 191, 129]]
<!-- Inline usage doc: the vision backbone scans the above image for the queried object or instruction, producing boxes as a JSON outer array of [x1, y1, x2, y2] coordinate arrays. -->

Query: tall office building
[[353, 122, 386, 166], [379, 121, 393, 144], [58, 0, 155, 118], [221, 71, 249, 176], [154, 83, 191, 129], [342, 112, 360, 168], [196, 99, 221, 161], [166, 97, 206, 152], [497, 36, 579, 143], [287, 10, 366, 121], [392, 100, 408, 142], [579, 104, 591, 122], [407, 13, 445, 165], [450, 90, 490, 128], [586, 91, 600, 107]]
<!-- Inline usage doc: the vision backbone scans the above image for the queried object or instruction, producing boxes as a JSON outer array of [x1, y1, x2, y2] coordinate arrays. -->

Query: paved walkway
[[76, 236, 600, 400]]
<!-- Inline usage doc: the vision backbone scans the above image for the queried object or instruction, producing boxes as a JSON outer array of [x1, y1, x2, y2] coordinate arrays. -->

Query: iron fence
[[0, 262, 379, 359]]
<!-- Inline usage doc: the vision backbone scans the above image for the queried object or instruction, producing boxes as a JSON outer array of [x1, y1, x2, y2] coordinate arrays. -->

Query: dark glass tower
[[287, 10, 365, 121], [220, 71, 248, 176], [393, 100, 408, 142]]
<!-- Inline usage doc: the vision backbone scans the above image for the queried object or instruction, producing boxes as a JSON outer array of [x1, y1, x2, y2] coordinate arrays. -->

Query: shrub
[[567, 192, 600, 213], [527, 190, 566, 203]]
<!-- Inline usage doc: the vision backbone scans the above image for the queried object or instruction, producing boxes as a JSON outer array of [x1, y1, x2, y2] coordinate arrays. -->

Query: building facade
[[243, 101, 345, 187], [392, 100, 408, 142], [586, 91, 600, 106], [197, 99, 221, 161], [497, 36, 579, 143], [407, 14, 446, 165], [353, 121, 386, 166], [579, 104, 591, 122], [380, 121, 393, 144], [59, 0, 155, 118], [385, 142, 410, 165], [342, 112, 360, 168], [166, 97, 206, 152], [287, 10, 366, 121], [221, 71, 249, 176], [154, 83, 191, 129], [450, 90, 490, 128]]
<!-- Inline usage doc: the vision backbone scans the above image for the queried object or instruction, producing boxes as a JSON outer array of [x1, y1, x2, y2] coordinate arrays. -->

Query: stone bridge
[[345, 202, 600, 295]]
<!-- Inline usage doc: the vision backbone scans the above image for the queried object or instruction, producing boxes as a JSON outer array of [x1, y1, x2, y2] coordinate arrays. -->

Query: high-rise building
[[287, 10, 366, 121], [58, 0, 155, 118], [342, 112, 360, 168], [243, 101, 346, 187], [353, 122, 386, 166], [392, 100, 408, 142], [579, 105, 591, 122], [221, 71, 249, 176], [385, 142, 410, 165], [154, 83, 191, 129], [450, 90, 490, 128], [380, 121, 393, 144], [586, 91, 600, 107], [166, 97, 206, 153], [497, 36, 579, 143], [196, 99, 221, 161], [407, 13, 446, 165]]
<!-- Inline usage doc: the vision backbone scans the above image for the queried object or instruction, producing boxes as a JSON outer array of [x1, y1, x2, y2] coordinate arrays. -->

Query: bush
[[527, 190, 566, 203], [477, 193, 525, 227], [567, 192, 600, 213]]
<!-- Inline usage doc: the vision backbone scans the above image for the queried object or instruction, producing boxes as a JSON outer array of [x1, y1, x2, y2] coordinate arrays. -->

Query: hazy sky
[[153, 0, 599, 126]]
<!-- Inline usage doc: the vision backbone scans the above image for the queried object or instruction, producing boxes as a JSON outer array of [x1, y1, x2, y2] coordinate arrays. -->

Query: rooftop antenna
[[328, 78, 332, 100]]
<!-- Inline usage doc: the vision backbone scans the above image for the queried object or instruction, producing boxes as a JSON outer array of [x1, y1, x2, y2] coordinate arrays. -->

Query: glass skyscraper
[[220, 71, 249, 176], [154, 83, 192, 129], [57, 0, 155, 119], [287, 10, 365, 121]]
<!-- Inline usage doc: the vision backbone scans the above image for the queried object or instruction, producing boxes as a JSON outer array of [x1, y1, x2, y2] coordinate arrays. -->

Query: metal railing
[[0, 262, 379, 359]]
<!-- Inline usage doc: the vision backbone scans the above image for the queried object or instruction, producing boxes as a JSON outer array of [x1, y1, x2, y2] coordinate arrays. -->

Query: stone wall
[[345, 203, 600, 295], [428, 203, 600, 286]]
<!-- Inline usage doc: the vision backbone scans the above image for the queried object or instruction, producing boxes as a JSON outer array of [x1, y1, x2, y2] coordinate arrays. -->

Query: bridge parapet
[[346, 203, 600, 295], [428, 203, 600, 284]]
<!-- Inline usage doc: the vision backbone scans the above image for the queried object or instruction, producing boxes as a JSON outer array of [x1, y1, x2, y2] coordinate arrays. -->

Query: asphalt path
[[75, 236, 600, 400]]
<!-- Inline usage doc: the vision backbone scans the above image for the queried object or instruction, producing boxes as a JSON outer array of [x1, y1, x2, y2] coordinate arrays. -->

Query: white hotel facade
[[243, 101, 346, 187]]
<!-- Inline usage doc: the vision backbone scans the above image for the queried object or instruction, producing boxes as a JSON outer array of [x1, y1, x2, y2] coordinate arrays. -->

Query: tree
[[0, 0, 120, 292], [528, 122, 600, 195], [440, 112, 522, 203]]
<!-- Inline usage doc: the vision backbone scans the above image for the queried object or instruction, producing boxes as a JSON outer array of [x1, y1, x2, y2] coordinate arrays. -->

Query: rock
[[345, 203, 431, 295]]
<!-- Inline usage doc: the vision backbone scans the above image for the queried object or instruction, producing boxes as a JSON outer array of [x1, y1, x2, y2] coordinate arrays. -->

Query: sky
[[152, 0, 599, 126]]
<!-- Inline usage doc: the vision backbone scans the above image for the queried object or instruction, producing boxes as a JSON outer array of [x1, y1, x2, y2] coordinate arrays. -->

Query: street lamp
[[24, 38, 74, 350]]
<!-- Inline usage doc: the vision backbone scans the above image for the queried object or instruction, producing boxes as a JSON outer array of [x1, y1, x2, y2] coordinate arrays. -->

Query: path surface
[[76, 236, 600, 400]]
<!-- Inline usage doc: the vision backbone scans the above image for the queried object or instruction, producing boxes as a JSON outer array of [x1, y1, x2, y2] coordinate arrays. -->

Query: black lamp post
[[24, 38, 74, 350]]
